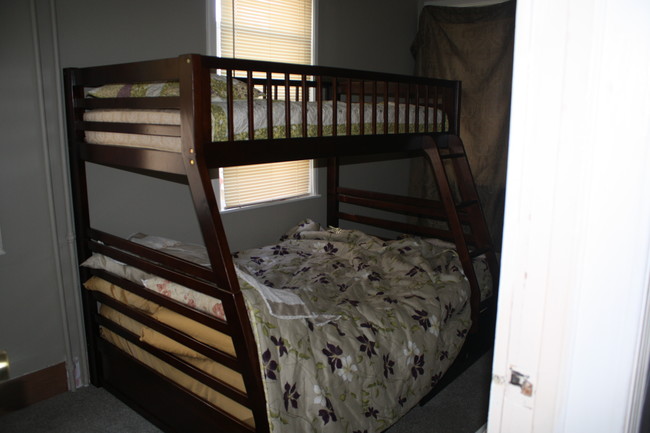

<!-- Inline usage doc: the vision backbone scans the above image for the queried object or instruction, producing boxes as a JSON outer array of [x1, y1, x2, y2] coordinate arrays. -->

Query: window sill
[[218, 193, 321, 214]]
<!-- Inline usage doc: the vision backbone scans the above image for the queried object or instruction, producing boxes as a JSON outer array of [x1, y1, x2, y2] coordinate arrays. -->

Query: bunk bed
[[63, 54, 499, 433]]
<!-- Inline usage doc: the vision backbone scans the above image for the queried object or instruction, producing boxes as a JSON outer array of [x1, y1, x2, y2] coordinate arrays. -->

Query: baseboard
[[0, 362, 68, 415]]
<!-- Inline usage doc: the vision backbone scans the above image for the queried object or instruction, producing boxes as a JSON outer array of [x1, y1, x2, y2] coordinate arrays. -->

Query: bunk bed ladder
[[423, 133, 499, 331]]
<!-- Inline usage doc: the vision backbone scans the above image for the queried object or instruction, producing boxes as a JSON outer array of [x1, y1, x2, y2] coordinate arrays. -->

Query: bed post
[[177, 54, 269, 432], [326, 157, 340, 227], [63, 67, 103, 386]]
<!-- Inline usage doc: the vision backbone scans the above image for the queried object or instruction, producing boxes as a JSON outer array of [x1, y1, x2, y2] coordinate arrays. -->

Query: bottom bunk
[[81, 220, 494, 433]]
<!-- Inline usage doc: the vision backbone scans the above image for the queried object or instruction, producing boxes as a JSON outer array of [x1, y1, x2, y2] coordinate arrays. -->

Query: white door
[[487, 0, 650, 432]]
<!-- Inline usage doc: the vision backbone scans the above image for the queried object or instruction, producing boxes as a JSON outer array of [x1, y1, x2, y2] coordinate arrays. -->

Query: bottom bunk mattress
[[84, 281, 254, 425], [82, 220, 491, 433]]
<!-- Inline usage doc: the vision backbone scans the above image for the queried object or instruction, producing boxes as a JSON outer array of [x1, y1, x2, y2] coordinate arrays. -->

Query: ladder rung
[[456, 200, 478, 210], [469, 247, 491, 258], [440, 152, 465, 159]]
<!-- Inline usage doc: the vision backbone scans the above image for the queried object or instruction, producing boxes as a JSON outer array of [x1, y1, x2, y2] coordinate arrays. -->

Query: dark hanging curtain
[[410, 1, 516, 251]]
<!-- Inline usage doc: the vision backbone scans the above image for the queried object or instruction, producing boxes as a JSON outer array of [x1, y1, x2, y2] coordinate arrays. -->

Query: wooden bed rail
[[67, 54, 461, 152], [69, 54, 460, 103]]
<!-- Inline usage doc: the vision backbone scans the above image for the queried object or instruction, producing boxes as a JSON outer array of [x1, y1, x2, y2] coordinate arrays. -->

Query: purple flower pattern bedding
[[234, 220, 473, 432]]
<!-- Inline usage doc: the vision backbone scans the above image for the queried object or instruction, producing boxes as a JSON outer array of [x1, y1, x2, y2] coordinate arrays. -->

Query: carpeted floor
[[0, 351, 492, 433], [385, 351, 492, 433]]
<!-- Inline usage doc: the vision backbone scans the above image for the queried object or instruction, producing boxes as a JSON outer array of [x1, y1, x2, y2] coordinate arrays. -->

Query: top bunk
[[63, 53, 461, 175]]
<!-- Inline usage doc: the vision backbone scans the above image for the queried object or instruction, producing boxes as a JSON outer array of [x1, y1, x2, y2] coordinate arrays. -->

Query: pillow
[[81, 253, 153, 284], [87, 81, 179, 98], [142, 276, 226, 321], [129, 232, 211, 267], [87, 75, 264, 101], [209, 75, 264, 100]]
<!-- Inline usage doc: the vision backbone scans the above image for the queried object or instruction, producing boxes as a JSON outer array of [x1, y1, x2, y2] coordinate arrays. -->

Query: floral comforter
[[233, 220, 471, 433]]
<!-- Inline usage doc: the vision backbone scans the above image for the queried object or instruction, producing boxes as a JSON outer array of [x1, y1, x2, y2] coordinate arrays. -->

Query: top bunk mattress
[[83, 100, 447, 153]]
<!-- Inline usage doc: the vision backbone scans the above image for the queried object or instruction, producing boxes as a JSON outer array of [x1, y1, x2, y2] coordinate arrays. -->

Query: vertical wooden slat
[[372, 81, 377, 135], [346, 78, 352, 136], [247, 70, 254, 140], [332, 77, 338, 137], [404, 83, 410, 133], [317, 76, 323, 137], [394, 83, 400, 134], [433, 86, 439, 132], [359, 80, 365, 135], [424, 85, 430, 132], [226, 69, 234, 142], [266, 72, 273, 139], [383, 81, 389, 134], [414, 84, 420, 132], [301, 74, 308, 138], [284, 73, 291, 138]]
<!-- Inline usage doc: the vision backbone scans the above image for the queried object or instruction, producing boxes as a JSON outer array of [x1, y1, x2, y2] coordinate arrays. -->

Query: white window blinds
[[220, 160, 313, 208], [217, 0, 314, 210], [220, 0, 313, 65]]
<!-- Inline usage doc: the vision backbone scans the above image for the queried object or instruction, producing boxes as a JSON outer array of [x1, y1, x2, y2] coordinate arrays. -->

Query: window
[[220, 160, 313, 208], [218, 0, 312, 66], [213, 0, 315, 211]]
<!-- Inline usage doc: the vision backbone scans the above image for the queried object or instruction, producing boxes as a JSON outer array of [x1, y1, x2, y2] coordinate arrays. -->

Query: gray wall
[[0, 0, 71, 381], [1, 0, 419, 384], [56, 0, 212, 250], [318, 0, 418, 74]]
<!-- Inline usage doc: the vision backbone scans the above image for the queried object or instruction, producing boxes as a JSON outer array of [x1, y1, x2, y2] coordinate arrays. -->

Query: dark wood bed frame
[[64, 53, 499, 433]]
